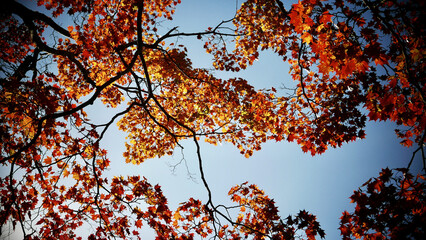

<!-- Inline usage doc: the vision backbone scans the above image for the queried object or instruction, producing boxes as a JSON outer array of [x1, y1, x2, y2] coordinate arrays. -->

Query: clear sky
[[1, 0, 423, 239]]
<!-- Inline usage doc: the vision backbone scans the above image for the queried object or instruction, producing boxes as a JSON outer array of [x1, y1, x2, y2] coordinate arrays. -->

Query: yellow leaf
[[302, 32, 313, 44], [173, 211, 181, 220], [63, 168, 70, 177]]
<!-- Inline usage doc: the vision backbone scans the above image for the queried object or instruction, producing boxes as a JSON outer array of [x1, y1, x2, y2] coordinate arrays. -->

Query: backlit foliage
[[340, 168, 426, 239], [0, 0, 424, 239]]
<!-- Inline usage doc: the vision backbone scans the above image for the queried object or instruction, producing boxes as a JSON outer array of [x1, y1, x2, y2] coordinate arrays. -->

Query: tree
[[0, 0, 424, 239], [340, 168, 425, 239]]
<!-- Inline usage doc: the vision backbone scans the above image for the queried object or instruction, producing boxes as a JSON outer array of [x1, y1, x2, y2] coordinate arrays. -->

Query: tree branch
[[7, 0, 71, 38]]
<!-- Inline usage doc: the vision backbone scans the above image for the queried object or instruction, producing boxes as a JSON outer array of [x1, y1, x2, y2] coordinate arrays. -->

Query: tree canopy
[[0, 0, 425, 239]]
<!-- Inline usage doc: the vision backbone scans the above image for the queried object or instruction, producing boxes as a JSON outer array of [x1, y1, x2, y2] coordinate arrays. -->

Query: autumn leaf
[[1, 0, 424, 239]]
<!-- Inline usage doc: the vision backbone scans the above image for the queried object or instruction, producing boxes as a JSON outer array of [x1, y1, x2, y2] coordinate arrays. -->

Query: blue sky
[[2, 0, 423, 239]]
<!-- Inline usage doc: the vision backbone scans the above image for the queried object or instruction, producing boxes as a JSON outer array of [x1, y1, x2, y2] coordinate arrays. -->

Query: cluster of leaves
[[205, 0, 425, 153], [0, 0, 424, 239], [340, 168, 426, 239], [221, 182, 325, 239]]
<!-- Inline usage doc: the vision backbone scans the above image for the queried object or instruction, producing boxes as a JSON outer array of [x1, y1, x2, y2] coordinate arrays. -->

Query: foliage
[[0, 0, 425, 239], [340, 168, 426, 239]]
